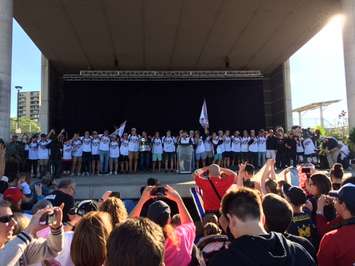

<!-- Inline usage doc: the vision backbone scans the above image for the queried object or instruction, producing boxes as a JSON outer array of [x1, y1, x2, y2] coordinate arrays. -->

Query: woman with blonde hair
[[70, 211, 112, 266], [99, 197, 128, 226]]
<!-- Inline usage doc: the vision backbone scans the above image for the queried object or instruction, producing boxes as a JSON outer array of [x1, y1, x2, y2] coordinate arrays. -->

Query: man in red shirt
[[317, 183, 355, 266], [193, 164, 237, 213]]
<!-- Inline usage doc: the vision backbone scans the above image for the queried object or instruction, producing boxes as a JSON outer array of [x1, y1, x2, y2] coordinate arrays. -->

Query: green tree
[[10, 117, 41, 134]]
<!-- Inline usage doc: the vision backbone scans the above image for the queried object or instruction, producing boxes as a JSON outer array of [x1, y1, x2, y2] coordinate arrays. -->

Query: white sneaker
[[114, 172, 118, 175], [109, 171, 113, 175]]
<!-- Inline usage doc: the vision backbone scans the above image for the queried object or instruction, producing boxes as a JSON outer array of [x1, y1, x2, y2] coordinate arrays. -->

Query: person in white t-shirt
[[203, 129, 214, 165], [109, 135, 120, 175], [37, 131, 53, 178], [212, 132, 224, 166], [223, 130, 232, 168], [194, 131, 206, 169], [99, 130, 111, 174], [28, 135, 39, 178], [62, 138, 73, 175], [231, 131, 241, 168], [91, 131, 101, 175], [151, 132, 163, 172], [303, 135, 316, 163], [128, 128, 140, 173], [71, 133, 83, 176], [257, 129, 267, 168], [248, 129, 258, 166], [120, 133, 129, 173], [162, 130, 176, 172], [296, 136, 305, 164], [81, 131, 92, 176], [240, 130, 250, 163]]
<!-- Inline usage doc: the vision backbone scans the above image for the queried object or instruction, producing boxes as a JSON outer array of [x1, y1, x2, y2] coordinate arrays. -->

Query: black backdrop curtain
[[60, 79, 265, 135]]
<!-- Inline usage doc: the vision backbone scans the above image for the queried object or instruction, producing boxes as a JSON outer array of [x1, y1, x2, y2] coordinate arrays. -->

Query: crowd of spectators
[[0, 125, 354, 265]]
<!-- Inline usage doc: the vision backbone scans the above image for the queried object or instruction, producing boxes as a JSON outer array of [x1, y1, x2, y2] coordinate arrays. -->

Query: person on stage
[[119, 133, 129, 173], [240, 130, 250, 163], [194, 131, 206, 169], [212, 131, 224, 166], [128, 128, 140, 173], [81, 131, 92, 176], [231, 130, 241, 168], [151, 131, 163, 172], [99, 130, 111, 174], [162, 130, 176, 173], [223, 130, 232, 168], [91, 131, 101, 175], [109, 134, 120, 175], [139, 131, 151, 172], [71, 133, 83, 176], [248, 129, 258, 167]]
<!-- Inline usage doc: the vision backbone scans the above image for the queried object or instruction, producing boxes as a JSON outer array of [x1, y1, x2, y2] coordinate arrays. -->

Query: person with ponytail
[[129, 185, 195, 266]]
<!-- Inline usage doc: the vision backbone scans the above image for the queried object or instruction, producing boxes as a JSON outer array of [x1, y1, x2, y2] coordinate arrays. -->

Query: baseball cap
[[285, 186, 307, 206], [147, 200, 171, 227], [69, 200, 98, 216], [329, 183, 355, 210], [3, 187, 23, 205]]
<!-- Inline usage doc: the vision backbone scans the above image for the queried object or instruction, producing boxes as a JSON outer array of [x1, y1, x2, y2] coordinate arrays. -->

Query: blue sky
[[10, 17, 348, 128]]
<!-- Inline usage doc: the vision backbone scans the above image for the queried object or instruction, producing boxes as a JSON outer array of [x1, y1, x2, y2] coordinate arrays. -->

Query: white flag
[[117, 120, 127, 137], [199, 100, 209, 128]]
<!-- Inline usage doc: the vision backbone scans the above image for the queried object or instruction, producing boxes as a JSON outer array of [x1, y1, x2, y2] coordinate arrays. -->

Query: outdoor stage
[[70, 172, 194, 200]]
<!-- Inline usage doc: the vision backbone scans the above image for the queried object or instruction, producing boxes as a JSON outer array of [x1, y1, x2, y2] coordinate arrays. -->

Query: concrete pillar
[[39, 55, 49, 133], [283, 60, 293, 129], [342, 0, 355, 129], [0, 0, 13, 141]]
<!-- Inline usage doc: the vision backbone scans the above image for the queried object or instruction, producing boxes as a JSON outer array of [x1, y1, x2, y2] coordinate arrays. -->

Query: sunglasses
[[0, 215, 14, 223]]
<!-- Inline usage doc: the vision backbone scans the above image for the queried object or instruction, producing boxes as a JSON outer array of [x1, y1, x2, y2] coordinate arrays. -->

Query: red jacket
[[317, 223, 355, 266], [315, 214, 342, 238], [194, 173, 234, 212]]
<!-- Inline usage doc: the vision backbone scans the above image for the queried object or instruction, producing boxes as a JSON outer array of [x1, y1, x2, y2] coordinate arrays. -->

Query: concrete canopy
[[14, 0, 340, 74]]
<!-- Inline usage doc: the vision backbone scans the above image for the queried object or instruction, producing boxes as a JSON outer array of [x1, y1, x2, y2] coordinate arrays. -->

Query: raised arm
[[192, 166, 209, 181], [165, 185, 193, 224], [129, 186, 153, 218]]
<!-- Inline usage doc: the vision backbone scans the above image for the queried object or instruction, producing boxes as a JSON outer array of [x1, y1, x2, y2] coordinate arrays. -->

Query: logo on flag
[[199, 99, 209, 128]]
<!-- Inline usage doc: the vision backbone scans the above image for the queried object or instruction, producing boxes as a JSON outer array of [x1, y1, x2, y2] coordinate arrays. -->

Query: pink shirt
[[164, 223, 196, 266]]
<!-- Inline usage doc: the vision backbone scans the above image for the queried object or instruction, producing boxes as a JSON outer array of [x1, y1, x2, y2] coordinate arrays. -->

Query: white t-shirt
[[249, 137, 258, 152], [231, 136, 241, 152], [120, 139, 129, 156], [99, 135, 110, 151], [162, 136, 176, 152], [257, 136, 267, 152], [91, 138, 100, 155], [63, 143, 73, 160], [37, 139, 51, 160], [303, 138, 316, 155], [81, 137, 92, 153], [241, 137, 250, 152], [195, 137, 206, 154], [28, 142, 39, 160], [72, 139, 83, 157], [204, 136, 213, 152], [109, 141, 120, 158], [296, 139, 304, 153], [223, 136, 232, 152], [213, 137, 225, 154], [152, 137, 163, 154], [179, 136, 192, 145], [128, 135, 140, 152]]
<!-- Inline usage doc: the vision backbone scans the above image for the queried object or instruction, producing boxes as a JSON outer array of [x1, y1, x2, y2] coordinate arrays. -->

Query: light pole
[[15, 85, 23, 132]]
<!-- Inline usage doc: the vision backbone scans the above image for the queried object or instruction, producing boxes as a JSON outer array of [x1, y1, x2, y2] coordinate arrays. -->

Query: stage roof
[[14, 0, 340, 74]]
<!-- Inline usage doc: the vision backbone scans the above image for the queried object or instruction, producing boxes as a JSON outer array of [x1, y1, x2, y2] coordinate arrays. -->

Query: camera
[[39, 212, 56, 225], [150, 186, 167, 197]]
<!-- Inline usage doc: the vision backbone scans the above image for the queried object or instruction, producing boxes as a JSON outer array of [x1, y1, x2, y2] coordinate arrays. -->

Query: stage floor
[[68, 172, 194, 200]]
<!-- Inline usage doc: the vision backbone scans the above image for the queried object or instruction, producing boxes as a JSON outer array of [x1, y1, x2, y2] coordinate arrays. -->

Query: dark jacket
[[209, 232, 315, 266]]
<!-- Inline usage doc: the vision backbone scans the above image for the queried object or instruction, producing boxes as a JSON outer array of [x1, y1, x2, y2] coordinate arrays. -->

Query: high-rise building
[[17, 91, 41, 121]]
